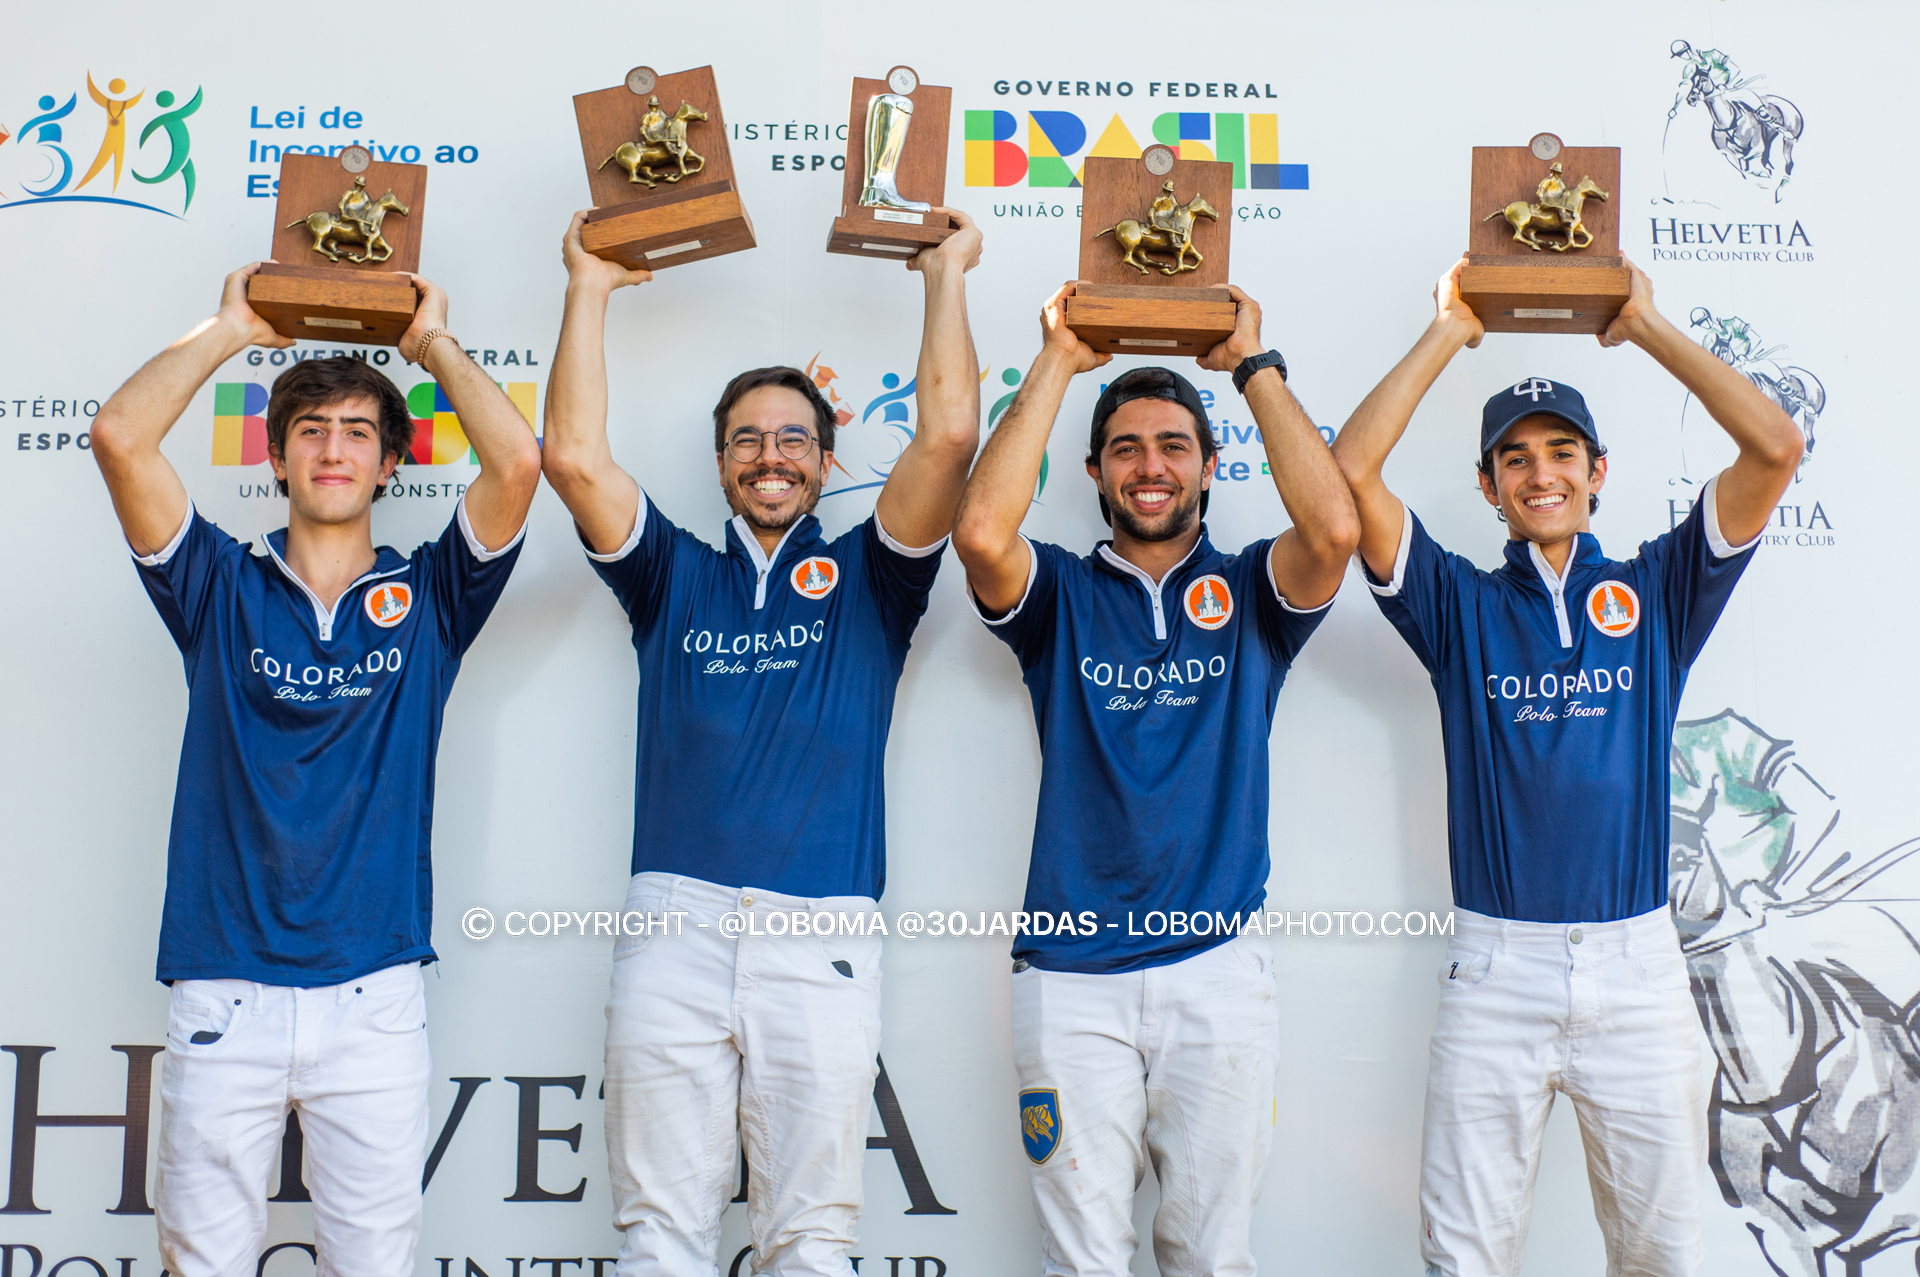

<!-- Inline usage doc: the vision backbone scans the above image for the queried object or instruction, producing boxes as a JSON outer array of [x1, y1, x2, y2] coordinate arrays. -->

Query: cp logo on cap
[[1019, 1088, 1061, 1164], [1585, 580, 1640, 638], [365, 583, 412, 628], [791, 557, 839, 601], [1183, 574, 1233, 631], [1513, 377, 1555, 401]]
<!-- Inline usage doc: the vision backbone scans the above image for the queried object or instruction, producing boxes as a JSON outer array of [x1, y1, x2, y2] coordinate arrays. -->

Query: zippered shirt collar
[[1091, 526, 1213, 641], [1499, 532, 1608, 649], [262, 528, 409, 642], [726, 513, 822, 610]]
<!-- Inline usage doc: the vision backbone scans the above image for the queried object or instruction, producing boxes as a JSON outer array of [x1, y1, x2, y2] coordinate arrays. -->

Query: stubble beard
[[726, 464, 822, 533], [1108, 480, 1203, 544]]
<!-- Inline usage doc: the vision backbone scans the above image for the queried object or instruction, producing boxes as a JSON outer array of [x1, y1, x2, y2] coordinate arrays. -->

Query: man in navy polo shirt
[[89, 263, 542, 1277], [952, 283, 1358, 1276], [1330, 259, 1804, 1277], [539, 208, 983, 1277]]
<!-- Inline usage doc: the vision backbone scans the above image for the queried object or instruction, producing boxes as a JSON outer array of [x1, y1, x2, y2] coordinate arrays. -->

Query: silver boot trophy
[[827, 65, 955, 260], [859, 92, 931, 213]]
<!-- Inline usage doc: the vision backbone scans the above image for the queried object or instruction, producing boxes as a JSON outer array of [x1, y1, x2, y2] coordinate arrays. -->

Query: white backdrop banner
[[3, 2, 1915, 1275]]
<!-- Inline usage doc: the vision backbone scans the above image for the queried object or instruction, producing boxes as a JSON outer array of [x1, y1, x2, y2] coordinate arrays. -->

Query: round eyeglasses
[[727, 426, 818, 463]]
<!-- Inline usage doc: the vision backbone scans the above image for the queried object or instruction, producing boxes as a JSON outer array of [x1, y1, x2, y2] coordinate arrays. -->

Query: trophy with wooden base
[[1460, 132, 1630, 335], [573, 64, 755, 270], [246, 147, 425, 346], [826, 65, 957, 260], [1064, 145, 1237, 356]]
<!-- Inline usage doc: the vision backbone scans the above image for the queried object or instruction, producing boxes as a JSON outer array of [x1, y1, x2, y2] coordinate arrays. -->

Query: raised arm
[[91, 263, 295, 556], [952, 282, 1108, 614], [1198, 287, 1359, 608], [399, 276, 542, 551], [1331, 258, 1484, 582], [872, 208, 984, 548], [540, 210, 651, 555], [1600, 260, 1802, 544]]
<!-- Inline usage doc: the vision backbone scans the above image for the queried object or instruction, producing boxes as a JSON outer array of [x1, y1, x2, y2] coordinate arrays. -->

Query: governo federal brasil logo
[[966, 109, 1306, 191], [213, 379, 538, 466], [2, 71, 202, 215]]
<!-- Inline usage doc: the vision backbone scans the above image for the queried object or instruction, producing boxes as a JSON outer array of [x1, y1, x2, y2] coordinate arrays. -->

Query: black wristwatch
[[1232, 349, 1287, 394]]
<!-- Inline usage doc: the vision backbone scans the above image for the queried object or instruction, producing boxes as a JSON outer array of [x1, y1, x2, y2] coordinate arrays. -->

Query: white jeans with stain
[[155, 961, 430, 1277], [603, 872, 884, 1277], [1011, 932, 1280, 1277]]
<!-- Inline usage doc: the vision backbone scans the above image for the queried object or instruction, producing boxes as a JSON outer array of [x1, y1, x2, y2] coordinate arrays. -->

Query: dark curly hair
[[266, 357, 414, 499], [711, 366, 837, 456]]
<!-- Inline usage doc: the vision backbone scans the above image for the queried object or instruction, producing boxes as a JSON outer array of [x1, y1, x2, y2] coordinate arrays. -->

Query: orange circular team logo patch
[[791, 557, 839, 601], [365, 582, 413, 628], [1183, 574, 1233, 631], [1584, 580, 1640, 638]]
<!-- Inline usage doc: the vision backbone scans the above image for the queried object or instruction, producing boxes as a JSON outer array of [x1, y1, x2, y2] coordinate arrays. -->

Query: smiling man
[[952, 283, 1357, 1276], [1329, 259, 1804, 1277], [540, 209, 982, 1277], [89, 263, 541, 1277]]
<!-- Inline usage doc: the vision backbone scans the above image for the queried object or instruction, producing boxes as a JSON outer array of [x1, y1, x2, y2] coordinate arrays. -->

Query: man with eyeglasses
[[540, 208, 983, 1277]]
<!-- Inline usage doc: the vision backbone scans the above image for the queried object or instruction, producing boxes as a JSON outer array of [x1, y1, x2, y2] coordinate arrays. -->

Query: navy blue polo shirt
[[1367, 476, 1759, 923], [977, 528, 1330, 974], [587, 495, 943, 900], [133, 499, 524, 985]]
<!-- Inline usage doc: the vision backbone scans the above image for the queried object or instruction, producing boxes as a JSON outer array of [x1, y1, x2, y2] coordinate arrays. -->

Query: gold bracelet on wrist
[[412, 328, 453, 366]]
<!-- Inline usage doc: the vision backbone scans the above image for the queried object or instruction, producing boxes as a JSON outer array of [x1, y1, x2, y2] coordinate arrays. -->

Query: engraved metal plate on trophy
[[573, 64, 756, 271], [826, 65, 957, 260], [1459, 132, 1630, 335], [1063, 146, 1237, 355], [245, 148, 426, 346]]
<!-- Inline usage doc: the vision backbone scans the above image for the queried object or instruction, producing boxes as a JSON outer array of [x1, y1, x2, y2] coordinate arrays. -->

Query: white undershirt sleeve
[[1267, 545, 1336, 614], [873, 513, 947, 559], [967, 535, 1037, 627], [457, 491, 528, 562], [130, 501, 195, 567], [583, 490, 650, 563], [1701, 474, 1762, 559], [1362, 505, 1415, 597]]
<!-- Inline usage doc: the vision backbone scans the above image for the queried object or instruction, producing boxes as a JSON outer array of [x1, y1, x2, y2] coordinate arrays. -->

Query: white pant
[[1011, 932, 1279, 1277], [155, 962, 430, 1277], [1421, 907, 1706, 1277], [604, 872, 883, 1277]]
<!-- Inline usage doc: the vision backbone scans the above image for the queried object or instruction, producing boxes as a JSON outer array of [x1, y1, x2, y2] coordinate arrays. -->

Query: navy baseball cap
[[1480, 377, 1602, 457], [1090, 366, 1212, 454], [1089, 367, 1214, 525]]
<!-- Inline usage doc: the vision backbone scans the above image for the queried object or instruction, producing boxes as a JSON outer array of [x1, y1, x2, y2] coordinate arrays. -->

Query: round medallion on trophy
[[625, 66, 657, 96], [339, 145, 371, 174], [887, 66, 919, 95], [1142, 144, 1175, 176]]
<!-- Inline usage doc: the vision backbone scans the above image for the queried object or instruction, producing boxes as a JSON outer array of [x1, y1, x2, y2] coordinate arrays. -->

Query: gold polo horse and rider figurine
[[599, 95, 708, 188], [248, 149, 428, 345], [289, 175, 411, 264], [571, 65, 754, 270], [1064, 149, 1238, 354], [1485, 161, 1609, 253], [1459, 136, 1629, 335], [1095, 180, 1220, 276]]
